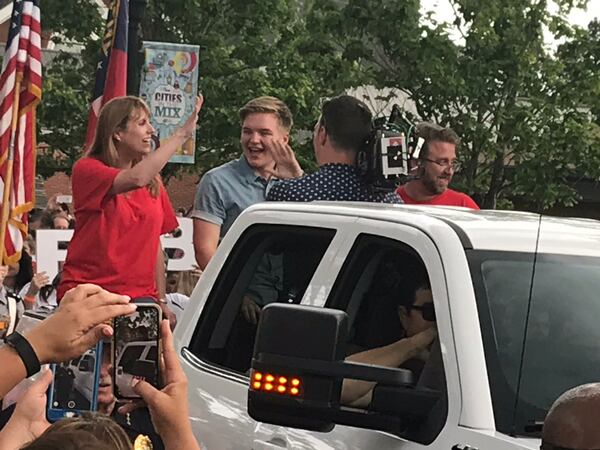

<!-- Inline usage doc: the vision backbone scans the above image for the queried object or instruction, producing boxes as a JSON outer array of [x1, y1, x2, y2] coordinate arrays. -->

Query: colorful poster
[[139, 41, 200, 164]]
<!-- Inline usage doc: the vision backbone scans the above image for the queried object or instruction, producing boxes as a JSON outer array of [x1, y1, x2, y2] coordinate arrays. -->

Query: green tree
[[335, 0, 600, 210], [141, 0, 369, 180], [38, 0, 367, 179], [37, 1, 103, 175], [37, 0, 600, 212], [37, 52, 96, 177]]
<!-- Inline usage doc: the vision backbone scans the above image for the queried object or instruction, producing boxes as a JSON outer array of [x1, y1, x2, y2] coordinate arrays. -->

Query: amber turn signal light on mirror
[[251, 370, 302, 397]]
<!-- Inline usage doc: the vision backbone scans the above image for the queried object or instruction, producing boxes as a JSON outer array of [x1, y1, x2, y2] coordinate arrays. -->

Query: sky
[[420, 0, 600, 46]]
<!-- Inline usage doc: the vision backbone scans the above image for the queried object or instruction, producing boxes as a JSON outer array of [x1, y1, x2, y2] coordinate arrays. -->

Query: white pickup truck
[[174, 202, 600, 450]]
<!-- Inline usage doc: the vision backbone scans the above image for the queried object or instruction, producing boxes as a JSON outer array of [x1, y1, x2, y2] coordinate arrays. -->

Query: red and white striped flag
[[0, 0, 42, 264]]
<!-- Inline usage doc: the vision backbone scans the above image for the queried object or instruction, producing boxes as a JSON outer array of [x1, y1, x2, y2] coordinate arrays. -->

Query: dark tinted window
[[326, 234, 446, 444], [469, 250, 600, 436], [190, 224, 335, 374], [119, 346, 145, 367], [468, 251, 534, 432], [517, 254, 600, 430], [327, 234, 428, 351], [147, 345, 158, 362], [79, 355, 94, 369]]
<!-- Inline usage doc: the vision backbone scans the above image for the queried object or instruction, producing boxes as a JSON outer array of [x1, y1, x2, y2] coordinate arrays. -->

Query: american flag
[[0, 0, 42, 264], [84, 0, 129, 150]]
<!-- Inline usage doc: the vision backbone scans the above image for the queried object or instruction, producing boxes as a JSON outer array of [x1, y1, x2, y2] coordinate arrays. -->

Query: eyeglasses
[[409, 302, 436, 322], [422, 158, 461, 171]]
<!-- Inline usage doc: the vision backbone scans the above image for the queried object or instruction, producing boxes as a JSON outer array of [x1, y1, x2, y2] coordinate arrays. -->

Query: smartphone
[[46, 341, 102, 422], [112, 303, 162, 400]]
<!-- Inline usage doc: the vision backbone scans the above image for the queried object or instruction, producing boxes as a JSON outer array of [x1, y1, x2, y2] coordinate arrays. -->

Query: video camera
[[358, 104, 424, 192]]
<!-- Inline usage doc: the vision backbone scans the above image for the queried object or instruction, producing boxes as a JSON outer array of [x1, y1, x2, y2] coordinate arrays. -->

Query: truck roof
[[245, 202, 600, 257]]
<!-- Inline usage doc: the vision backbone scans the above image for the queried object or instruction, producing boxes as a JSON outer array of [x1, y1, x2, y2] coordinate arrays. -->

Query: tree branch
[[448, 0, 469, 41]]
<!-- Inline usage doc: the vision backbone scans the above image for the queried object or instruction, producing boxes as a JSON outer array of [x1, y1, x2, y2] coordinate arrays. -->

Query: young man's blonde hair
[[239, 96, 293, 132]]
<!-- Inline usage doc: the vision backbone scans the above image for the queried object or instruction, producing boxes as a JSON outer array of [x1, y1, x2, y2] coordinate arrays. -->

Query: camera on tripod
[[358, 104, 424, 192]]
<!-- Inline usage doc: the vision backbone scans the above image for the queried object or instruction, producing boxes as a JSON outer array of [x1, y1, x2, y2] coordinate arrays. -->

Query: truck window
[[118, 346, 145, 368], [326, 234, 447, 444], [189, 224, 336, 374], [70, 356, 82, 367], [469, 251, 600, 438]]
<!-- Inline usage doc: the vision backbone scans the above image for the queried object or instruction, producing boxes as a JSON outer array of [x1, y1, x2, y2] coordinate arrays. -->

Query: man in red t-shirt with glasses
[[396, 123, 479, 209]]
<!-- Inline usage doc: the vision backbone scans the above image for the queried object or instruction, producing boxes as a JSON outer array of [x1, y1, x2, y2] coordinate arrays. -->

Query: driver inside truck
[[341, 280, 437, 407]]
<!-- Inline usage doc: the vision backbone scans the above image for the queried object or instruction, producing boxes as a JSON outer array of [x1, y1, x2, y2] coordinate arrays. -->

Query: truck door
[[510, 217, 600, 438], [179, 219, 354, 449], [464, 216, 600, 449], [279, 218, 462, 450]]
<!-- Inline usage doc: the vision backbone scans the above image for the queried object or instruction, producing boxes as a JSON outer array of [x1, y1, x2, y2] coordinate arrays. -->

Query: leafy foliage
[[336, 0, 600, 209], [37, 52, 95, 176], [141, 0, 369, 179], [37, 0, 600, 211], [37, 1, 103, 174]]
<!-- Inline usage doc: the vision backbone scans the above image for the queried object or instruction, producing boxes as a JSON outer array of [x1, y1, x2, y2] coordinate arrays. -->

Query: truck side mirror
[[248, 304, 417, 434], [248, 303, 347, 432]]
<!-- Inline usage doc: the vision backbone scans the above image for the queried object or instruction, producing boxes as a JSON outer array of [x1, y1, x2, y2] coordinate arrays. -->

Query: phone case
[[112, 303, 162, 400], [46, 341, 103, 422]]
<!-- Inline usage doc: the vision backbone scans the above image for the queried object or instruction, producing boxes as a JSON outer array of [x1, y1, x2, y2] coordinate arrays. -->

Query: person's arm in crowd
[[21, 272, 51, 309], [111, 96, 203, 196], [193, 219, 220, 271], [0, 370, 52, 449], [156, 243, 177, 329], [0, 265, 8, 286], [45, 194, 59, 213], [132, 320, 202, 450], [340, 327, 437, 407], [0, 284, 135, 398], [0, 345, 28, 400]]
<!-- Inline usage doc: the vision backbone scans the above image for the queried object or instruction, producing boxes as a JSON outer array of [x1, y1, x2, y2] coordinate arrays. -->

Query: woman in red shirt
[[58, 95, 203, 318]]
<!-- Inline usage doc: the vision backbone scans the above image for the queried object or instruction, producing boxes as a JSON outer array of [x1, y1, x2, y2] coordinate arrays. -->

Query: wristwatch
[[4, 331, 41, 378]]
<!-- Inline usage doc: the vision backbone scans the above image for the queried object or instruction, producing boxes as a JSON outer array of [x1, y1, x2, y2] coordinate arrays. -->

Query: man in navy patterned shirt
[[266, 95, 401, 204]]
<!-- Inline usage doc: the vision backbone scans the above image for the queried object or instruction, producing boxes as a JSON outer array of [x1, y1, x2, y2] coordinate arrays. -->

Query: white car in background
[[70, 350, 96, 403], [114, 341, 157, 398]]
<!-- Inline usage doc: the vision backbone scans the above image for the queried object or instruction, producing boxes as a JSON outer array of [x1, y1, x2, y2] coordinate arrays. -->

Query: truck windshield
[[468, 250, 600, 436]]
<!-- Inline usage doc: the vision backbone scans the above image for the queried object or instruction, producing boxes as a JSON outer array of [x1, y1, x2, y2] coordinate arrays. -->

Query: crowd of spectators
[[0, 285, 200, 450], [0, 195, 74, 331], [0, 192, 201, 449]]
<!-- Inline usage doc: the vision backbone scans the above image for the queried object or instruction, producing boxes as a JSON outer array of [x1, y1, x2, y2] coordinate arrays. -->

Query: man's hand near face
[[264, 138, 303, 180]]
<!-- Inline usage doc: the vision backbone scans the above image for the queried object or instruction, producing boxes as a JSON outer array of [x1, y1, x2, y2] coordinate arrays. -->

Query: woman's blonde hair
[[21, 413, 132, 450], [89, 95, 161, 198]]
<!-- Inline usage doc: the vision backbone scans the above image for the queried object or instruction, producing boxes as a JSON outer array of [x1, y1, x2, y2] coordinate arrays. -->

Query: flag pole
[[0, 77, 22, 263]]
